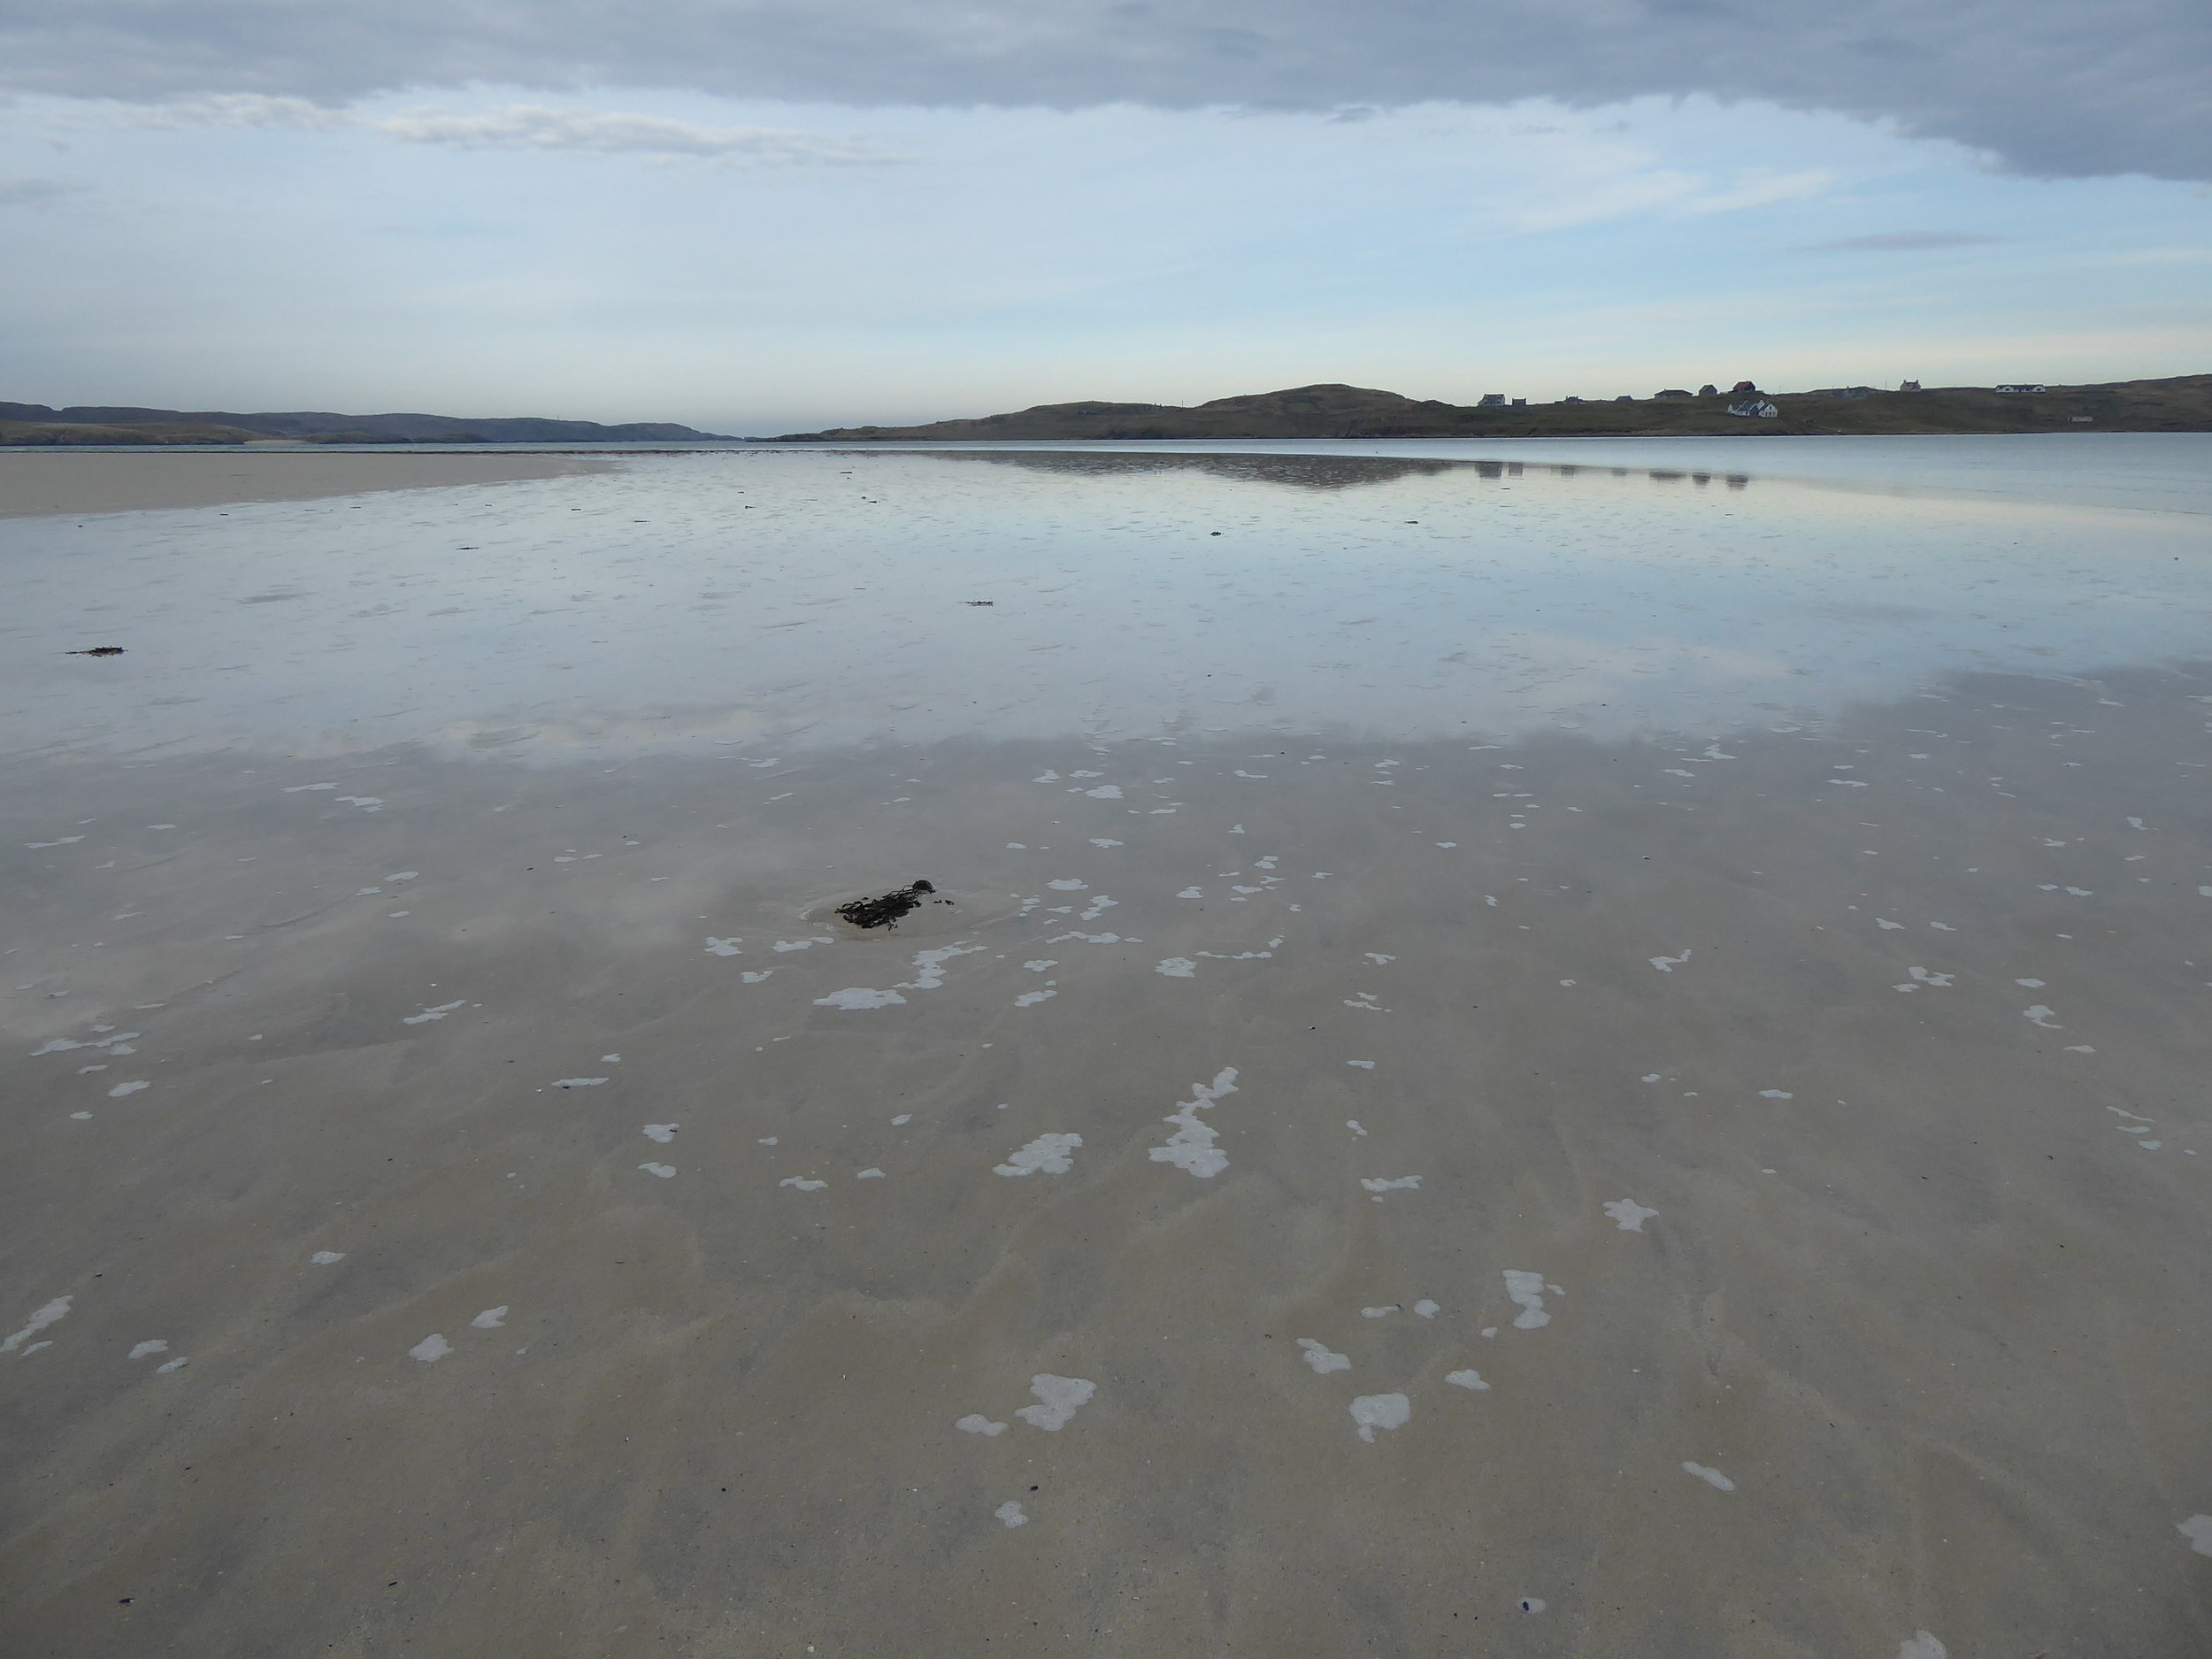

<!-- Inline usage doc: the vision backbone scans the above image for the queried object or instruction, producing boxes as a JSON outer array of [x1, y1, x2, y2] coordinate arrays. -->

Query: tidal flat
[[2, 441, 2209, 1657]]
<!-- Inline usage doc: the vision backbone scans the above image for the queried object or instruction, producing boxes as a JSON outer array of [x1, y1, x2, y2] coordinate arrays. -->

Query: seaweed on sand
[[835, 880, 950, 929]]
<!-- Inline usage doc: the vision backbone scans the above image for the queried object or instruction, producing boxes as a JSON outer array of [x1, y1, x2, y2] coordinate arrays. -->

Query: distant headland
[[775, 374, 2212, 442], [0, 403, 734, 447]]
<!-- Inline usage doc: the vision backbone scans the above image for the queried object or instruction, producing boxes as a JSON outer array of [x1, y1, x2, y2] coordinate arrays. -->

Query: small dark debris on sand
[[964, 600, 995, 606], [66, 646, 126, 657], [836, 880, 952, 929]]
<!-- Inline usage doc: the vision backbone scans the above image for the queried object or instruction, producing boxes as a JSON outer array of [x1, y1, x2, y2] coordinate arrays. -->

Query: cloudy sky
[[3, 1, 2207, 432]]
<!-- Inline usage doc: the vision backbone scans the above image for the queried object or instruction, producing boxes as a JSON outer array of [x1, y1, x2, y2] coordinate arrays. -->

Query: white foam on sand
[[1682, 1461, 1736, 1491], [995, 1133, 1082, 1176], [1446, 1370, 1490, 1391], [1349, 1393, 1409, 1442], [905, 943, 987, 991], [410, 1333, 452, 1363], [1015, 1373, 1095, 1431], [3, 1296, 72, 1356], [1148, 1067, 1239, 1178], [1297, 1339, 1351, 1374], [956, 1414, 1007, 1436], [995, 1500, 1029, 1527], [1603, 1199, 1658, 1231], [1503, 1271, 1552, 1329], [817, 987, 906, 1010]]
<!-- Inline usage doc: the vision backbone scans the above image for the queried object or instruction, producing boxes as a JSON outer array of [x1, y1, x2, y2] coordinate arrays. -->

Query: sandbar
[[0, 449, 613, 518]]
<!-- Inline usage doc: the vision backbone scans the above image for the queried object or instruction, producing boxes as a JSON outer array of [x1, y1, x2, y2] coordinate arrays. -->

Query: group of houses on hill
[[1468, 378, 1940, 419]]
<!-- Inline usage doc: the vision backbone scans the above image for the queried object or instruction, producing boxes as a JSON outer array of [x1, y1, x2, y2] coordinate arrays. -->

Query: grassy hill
[[0, 419, 266, 446], [774, 374, 2212, 442]]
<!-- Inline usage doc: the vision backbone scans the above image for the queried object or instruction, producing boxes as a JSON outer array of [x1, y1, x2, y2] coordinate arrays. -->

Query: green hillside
[[776, 373, 2212, 442]]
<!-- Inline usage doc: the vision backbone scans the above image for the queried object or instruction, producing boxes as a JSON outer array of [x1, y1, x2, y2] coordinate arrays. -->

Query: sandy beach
[[0, 449, 614, 519], [3, 443, 2210, 1658]]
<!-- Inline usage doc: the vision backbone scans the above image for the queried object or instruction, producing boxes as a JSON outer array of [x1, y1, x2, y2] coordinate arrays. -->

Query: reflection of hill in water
[[909, 448, 1751, 492], [917, 449, 1459, 490]]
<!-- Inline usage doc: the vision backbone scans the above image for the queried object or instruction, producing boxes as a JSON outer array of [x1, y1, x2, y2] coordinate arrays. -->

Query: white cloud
[[107, 93, 899, 164], [369, 104, 902, 163], [1802, 231, 2010, 252], [121, 94, 349, 132], [1677, 167, 1835, 215]]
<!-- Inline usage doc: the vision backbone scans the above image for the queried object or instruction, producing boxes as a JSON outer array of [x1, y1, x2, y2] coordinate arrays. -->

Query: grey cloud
[[1803, 232, 2011, 251], [4, 1, 2207, 181], [0, 176, 83, 205]]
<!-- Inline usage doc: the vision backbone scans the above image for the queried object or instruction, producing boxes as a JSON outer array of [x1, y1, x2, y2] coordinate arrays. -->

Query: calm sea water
[[3, 438, 2205, 762]]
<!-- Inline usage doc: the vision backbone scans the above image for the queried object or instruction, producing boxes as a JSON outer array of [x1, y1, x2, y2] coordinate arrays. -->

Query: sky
[[2, 1, 2208, 434]]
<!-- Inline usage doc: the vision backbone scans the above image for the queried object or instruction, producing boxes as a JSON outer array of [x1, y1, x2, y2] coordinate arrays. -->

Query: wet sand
[[3, 445, 2210, 1658], [0, 449, 613, 518]]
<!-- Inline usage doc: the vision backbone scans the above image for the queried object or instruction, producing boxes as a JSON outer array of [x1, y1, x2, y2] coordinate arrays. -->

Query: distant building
[[1614, 395, 1635, 403], [1725, 399, 1780, 419], [1994, 383, 2048, 394], [1653, 388, 1694, 400], [1898, 380, 1922, 392], [1816, 386, 1877, 400], [1511, 397, 1527, 407], [1731, 380, 1759, 394], [1563, 396, 1584, 404], [2070, 414, 2094, 422], [1697, 384, 1718, 397], [1479, 393, 1507, 407]]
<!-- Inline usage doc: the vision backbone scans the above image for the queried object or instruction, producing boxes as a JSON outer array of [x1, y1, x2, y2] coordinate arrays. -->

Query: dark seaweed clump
[[66, 646, 125, 657], [835, 879, 950, 930]]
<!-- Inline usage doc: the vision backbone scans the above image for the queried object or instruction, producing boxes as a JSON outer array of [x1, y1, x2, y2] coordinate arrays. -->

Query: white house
[[1725, 399, 1779, 419]]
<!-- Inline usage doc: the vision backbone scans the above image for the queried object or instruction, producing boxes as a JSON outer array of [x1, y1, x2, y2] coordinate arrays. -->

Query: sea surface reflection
[[1, 445, 2205, 763]]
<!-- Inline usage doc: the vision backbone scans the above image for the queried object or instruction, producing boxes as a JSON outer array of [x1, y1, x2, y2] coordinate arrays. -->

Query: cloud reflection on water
[[0, 446, 2203, 765]]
